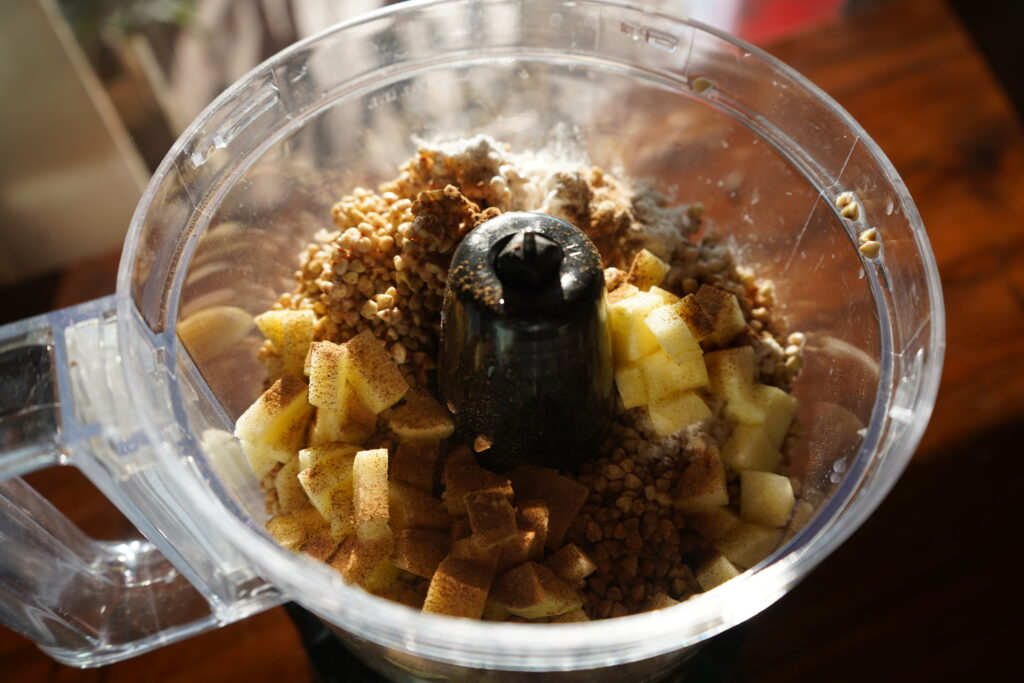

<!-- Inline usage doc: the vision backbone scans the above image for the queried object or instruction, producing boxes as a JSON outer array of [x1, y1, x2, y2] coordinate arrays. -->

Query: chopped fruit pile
[[237, 325, 596, 620], [233, 137, 808, 621]]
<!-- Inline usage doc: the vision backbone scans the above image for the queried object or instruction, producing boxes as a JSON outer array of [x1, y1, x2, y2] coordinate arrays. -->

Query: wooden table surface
[[2, 0, 1021, 680]]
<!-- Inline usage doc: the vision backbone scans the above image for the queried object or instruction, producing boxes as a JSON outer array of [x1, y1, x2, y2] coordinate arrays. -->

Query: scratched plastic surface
[[0, 0, 943, 678]]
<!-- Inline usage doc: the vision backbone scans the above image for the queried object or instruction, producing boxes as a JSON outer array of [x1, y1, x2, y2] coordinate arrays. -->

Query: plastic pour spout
[[438, 212, 614, 471]]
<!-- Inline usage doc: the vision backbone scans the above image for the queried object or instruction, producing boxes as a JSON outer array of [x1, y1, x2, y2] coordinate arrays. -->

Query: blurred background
[[1, 0, 1021, 681]]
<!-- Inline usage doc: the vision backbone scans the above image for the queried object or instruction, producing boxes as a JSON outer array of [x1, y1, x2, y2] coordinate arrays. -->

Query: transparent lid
[[115, 0, 944, 671]]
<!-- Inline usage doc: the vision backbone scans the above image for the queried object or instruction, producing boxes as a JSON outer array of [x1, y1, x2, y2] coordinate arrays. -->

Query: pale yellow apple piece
[[265, 508, 329, 551], [331, 536, 399, 595], [608, 290, 663, 363], [542, 544, 597, 582], [386, 388, 454, 441], [678, 294, 715, 342], [235, 375, 313, 477], [694, 285, 746, 347], [752, 384, 798, 447], [614, 364, 648, 409], [721, 423, 782, 472], [307, 341, 346, 410], [686, 507, 742, 541], [390, 440, 442, 492], [298, 442, 359, 470], [626, 248, 671, 291], [422, 556, 493, 618], [673, 449, 728, 512], [639, 350, 709, 403], [392, 528, 451, 579], [308, 406, 375, 447], [352, 448, 391, 543], [714, 522, 783, 568], [740, 471, 795, 528], [648, 391, 712, 436], [343, 330, 409, 414], [504, 468, 587, 552], [296, 446, 356, 522], [389, 481, 452, 531], [464, 491, 518, 547], [695, 554, 742, 591], [644, 304, 703, 364], [490, 562, 582, 619], [704, 347, 764, 425], [442, 462, 514, 517], [648, 286, 681, 306], [274, 457, 310, 512], [255, 309, 315, 378]]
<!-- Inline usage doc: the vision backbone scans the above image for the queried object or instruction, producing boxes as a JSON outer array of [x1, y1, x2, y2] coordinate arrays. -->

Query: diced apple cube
[[639, 350, 708, 403], [644, 305, 703, 364], [626, 249, 671, 291], [648, 286, 680, 306], [343, 330, 409, 414], [695, 554, 741, 591], [422, 556, 493, 618], [300, 527, 344, 562], [442, 463, 513, 517], [687, 507, 742, 542], [694, 285, 746, 346], [392, 529, 451, 579], [352, 449, 390, 543], [465, 491, 518, 547], [608, 290, 663, 362], [678, 294, 715, 342], [542, 544, 597, 582], [495, 530, 540, 573], [721, 423, 782, 472], [386, 388, 454, 441], [714, 522, 783, 568], [274, 458, 310, 512], [332, 536, 398, 594], [390, 440, 442, 492], [648, 391, 711, 436], [265, 508, 329, 551], [235, 375, 314, 477], [740, 471, 795, 528], [307, 341, 346, 410], [504, 468, 588, 552], [614, 365, 647, 409], [389, 481, 452, 531], [254, 309, 315, 378], [296, 445, 356, 521], [490, 562, 582, 619], [606, 283, 639, 304], [673, 449, 728, 512], [308, 407, 375, 447], [752, 384, 798, 448], [704, 347, 764, 425]]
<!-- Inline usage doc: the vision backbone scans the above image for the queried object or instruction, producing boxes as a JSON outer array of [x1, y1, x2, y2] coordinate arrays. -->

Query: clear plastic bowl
[[0, 0, 943, 679]]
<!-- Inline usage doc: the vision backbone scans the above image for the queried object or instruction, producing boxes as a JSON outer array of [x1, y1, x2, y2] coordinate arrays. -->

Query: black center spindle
[[438, 212, 613, 471]]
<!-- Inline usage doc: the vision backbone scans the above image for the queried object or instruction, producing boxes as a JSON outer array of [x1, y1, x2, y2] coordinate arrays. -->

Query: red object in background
[[727, 0, 846, 44]]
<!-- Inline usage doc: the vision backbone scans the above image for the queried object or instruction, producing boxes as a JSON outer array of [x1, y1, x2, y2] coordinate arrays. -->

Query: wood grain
[[2, 0, 1022, 680]]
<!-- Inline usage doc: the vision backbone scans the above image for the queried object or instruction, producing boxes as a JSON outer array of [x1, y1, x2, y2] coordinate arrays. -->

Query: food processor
[[0, 0, 944, 680]]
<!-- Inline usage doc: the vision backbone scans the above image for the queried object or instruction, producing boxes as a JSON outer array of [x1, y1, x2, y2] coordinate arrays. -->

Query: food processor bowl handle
[[0, 296, 281, 667]]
